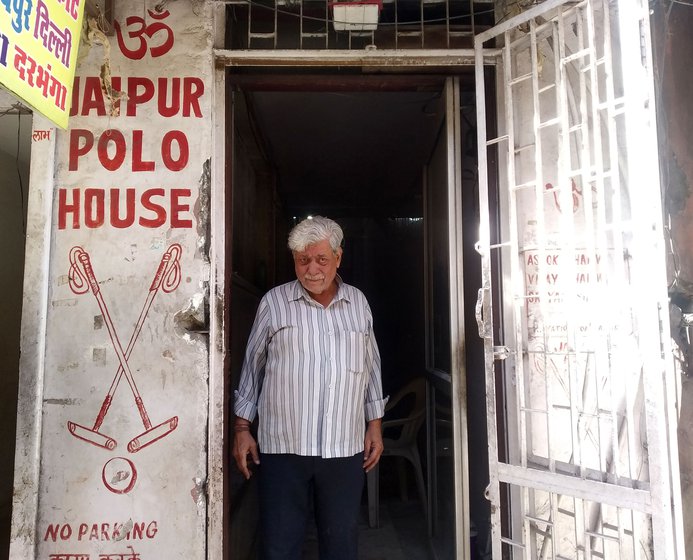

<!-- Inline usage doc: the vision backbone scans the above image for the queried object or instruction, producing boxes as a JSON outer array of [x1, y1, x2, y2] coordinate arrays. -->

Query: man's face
[[293, 239, 342, 298]]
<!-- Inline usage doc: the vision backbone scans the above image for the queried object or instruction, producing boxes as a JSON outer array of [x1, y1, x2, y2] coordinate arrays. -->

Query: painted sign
[[0, 0, 85, 128], [22, 1, 213, 558]]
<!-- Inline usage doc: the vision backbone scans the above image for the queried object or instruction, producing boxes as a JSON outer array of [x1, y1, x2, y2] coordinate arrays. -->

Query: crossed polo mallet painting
[[65, 244, 182, 492]]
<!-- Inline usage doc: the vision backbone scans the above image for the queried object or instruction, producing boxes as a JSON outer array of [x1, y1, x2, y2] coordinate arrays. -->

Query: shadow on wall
[[0, 112, 31, 557]]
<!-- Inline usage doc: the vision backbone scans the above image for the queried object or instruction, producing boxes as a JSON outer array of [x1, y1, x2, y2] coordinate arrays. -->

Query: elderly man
[[233, 216, 388, 560]]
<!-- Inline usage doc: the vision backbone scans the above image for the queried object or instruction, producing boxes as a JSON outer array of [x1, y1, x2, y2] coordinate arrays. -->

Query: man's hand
[[363, 418, 384, 473], [233, 422, 260, 479]]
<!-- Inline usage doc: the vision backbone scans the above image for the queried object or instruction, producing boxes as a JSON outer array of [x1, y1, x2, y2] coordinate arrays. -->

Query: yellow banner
[[1, 0, 85, 128]]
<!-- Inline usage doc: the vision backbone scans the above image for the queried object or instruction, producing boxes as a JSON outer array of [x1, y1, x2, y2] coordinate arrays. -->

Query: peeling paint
[[114, 519, 134, 542], [214, 293, 224, 353], [110, 469, 130, 485], [194, 159, 211, 262], [93, 315, 104, 330], [189, 477, 205, 507], [173, 292, 208, 339], [82, 17, 128, 116]]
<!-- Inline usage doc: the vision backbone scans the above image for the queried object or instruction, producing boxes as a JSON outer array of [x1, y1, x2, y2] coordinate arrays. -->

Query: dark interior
[[227, 71, 489, 559]]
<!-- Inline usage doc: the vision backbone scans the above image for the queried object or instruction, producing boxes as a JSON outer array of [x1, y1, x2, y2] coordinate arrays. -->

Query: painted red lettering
[[78, 523, 88, 540], [182, 77, 204, 117], [44, 523, 72, 542], [171, 188, 192, 228], [127, 77, 155, 116], [71, 76, 203, 118], [162, 130, 189, 171], [59, 188, 80, 229], [110, 188, 136, 228], [146, 521, 158, 538], [97, 130, 127, 171], [70, 76, 80, 117], [132, 130, 155, 171], [81, 76, 107, 117], [70, 129, 189, 171], [158, 77, 180, 117], [57, 188, 193, 230], [69, 129, 94, 171], [84, 188, 105, 228], [140, 188, 167, 228]]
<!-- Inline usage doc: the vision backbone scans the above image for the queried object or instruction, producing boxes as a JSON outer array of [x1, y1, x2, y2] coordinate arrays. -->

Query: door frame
[[209, 54, 496, 560]]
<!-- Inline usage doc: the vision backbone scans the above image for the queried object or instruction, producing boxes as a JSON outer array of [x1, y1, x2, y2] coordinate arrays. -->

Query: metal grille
[[475, 0, 683, 558], [225, 0, 493, 50]]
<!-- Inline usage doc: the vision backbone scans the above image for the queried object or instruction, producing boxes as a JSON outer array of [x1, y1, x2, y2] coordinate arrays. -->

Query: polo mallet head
[[67, 421, 117, 451], [127, 416, 179, 453]]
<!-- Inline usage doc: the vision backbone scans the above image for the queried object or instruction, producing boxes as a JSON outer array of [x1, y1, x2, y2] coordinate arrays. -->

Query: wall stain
[[92, 347, 107, 365], [52, 298, 77, 307]]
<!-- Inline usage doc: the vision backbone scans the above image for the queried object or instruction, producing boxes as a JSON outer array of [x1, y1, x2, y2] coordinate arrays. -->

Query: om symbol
[[114, 9, 174, 60]]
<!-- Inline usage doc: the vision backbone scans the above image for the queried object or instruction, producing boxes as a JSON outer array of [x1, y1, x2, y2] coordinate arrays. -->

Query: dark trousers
[[258, 453, 365, 560]]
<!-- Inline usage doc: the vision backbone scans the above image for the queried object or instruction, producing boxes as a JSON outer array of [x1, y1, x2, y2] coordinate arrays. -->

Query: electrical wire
[[15, 113, 27, 236]]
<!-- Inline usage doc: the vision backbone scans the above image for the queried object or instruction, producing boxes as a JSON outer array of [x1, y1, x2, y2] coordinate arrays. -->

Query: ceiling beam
[[215, 48, 498, 68]]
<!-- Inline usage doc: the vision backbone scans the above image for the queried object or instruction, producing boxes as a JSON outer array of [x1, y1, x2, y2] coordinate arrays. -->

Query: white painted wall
[[10, 2, 215, 558]]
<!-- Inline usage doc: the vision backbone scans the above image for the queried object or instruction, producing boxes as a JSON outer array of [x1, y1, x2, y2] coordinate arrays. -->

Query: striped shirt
[[234, 277, 387, 458]]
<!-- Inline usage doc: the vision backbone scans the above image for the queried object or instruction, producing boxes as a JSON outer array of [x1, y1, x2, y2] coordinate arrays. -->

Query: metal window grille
[[224, 0, 494, 50], [475, 0, 683, 558]]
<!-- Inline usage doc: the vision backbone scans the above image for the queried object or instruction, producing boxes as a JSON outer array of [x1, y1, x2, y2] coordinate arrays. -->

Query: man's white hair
[[288, 216, 344, 253]]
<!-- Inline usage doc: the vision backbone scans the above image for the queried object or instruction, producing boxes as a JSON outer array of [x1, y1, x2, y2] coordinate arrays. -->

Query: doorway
[[225, 72, 489, 559]]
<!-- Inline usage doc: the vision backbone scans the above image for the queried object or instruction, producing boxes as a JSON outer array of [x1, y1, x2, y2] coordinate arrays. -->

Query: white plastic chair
[[367, 376, 427, 528]]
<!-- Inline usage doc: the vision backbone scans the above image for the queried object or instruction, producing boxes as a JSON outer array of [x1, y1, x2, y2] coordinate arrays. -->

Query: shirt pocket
[[341, 331, 366, 374]]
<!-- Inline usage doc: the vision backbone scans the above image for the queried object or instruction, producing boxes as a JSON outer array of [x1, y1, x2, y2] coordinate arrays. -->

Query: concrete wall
[[9, 2, 216, 558], [0, 111, 30, 559]]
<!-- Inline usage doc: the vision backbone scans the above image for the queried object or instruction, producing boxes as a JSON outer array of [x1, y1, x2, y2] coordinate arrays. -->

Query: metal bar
[[600, 1, 644, 555], [554, 11, 589, 557], [530, 18, 557, 559], [616, 0, 679, 555], [475, 37, 503, 560], [486, 134, 509, 146], [497, 463, 653, 513], [475, 0, 586, 45], [503, 31, 534, 560]]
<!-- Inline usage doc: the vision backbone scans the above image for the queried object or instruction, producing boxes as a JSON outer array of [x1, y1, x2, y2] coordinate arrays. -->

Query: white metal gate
[[474, 0, 683, 558]]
